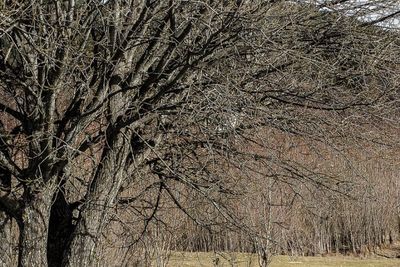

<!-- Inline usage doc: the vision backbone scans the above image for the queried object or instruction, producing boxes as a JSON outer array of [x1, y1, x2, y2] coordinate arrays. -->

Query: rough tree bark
[[0, 212, 13, 266], [63, 129, 132, 266], [17, 180, 56, 267]]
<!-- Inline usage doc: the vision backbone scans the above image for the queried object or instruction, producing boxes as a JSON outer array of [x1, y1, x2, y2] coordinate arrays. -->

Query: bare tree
[[0, 1, 399, 266]]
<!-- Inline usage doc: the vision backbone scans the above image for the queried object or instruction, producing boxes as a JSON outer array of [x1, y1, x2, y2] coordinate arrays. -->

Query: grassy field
[[166, 252, 400, 267]]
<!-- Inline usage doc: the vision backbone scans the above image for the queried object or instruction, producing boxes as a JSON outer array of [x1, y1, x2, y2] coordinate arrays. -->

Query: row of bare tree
[[95, 140, 400, 266], [79, 130, 400, 267]]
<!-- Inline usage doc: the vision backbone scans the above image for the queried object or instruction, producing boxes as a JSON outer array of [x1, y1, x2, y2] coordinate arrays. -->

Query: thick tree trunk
[[63, 131, 130, 266], [0, 212, 14, 266], [18, 191, 53, 267]]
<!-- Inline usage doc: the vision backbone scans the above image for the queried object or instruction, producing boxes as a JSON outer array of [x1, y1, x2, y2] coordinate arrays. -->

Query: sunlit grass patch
[[166, 252, 400, 267]]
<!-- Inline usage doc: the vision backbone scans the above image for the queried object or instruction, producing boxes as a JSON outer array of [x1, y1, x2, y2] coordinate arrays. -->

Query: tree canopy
[[0, 1, 399, 266]]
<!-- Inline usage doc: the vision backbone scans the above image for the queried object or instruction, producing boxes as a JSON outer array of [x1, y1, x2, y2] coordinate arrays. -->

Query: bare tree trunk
[[63, 130, 130, 266], [0, 212, 13, 266], [18, 192, 53, 267]]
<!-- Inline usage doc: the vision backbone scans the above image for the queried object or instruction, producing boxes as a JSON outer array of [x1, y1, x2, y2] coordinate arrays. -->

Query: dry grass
[[165, 252, 400, 267]]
